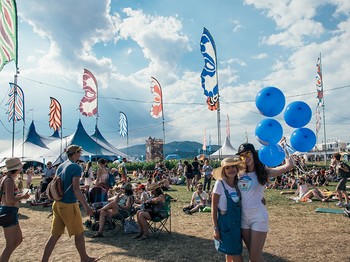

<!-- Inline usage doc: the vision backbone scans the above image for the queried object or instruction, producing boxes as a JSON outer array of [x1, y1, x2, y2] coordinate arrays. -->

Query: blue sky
[[1, 0, 350, 154]]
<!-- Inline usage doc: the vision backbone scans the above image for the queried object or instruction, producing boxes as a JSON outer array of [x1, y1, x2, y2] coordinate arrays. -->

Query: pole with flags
[[150, 77, 165, 159], [1, 0, 19, 156], [316, 53, 327, 164], [200, 28, 221, 158], [79, 68, 98, 160]]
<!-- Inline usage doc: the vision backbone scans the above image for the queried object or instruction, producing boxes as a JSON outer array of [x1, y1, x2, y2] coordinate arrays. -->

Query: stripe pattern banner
[[119, 111, 128, 138], [0, 0, 17, 71], [6, 82, 24, 122], [49, 97, 62, 131]]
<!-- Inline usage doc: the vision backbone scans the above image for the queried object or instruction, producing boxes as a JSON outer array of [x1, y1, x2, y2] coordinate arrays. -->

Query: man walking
[[332, 153, 350, 207], [42, 145, 96, 262]]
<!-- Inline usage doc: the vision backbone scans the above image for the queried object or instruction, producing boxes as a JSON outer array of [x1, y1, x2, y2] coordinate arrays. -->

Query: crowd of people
[[1, 143, 349, 262]]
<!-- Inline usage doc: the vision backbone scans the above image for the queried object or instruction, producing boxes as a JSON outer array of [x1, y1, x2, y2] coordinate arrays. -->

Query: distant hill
[[120, 141, 220, 159]]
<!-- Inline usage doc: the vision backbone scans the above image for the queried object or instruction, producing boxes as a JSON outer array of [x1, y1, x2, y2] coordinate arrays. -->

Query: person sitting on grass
[[183, 182, 207, 215], [133, 183, 166, 240], [92, 183, 134, 238], [290, 176, 327, 202]]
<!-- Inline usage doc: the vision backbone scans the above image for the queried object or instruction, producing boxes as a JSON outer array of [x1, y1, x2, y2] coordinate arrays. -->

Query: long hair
[[251, 150, 268, 185]]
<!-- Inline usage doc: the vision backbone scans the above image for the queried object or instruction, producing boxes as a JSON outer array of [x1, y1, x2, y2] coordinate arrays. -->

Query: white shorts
[[241, 206, 269, 232]]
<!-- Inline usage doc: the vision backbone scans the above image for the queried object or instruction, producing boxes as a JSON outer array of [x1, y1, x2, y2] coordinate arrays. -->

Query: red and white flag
[[79, 68, 98, 117], [150, 77, 163, 118]]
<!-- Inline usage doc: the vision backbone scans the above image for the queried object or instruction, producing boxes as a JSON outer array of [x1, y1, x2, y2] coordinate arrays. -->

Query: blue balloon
[[284, 101, 312, 128], [290, 128, 316, 152], [258, 144, 286, 167], [255, 118, 283, 145], [255, 86, 285, 117]]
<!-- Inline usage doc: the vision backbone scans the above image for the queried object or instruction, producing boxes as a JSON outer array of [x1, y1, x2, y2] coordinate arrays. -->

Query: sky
[[1, 0, 350, 155]]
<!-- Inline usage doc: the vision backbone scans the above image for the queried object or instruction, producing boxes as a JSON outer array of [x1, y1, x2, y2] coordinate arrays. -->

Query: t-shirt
[[44, 167, 56, 178], [202, 165, 213, 177], [212, 180, 240, 212], [238, 172, 265, 209], [57, 160, 82, 204], [192, 191, 207, 205]]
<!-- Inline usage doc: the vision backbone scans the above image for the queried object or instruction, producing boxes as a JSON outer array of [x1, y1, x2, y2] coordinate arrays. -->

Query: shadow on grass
[[86, 229, 290, 262]]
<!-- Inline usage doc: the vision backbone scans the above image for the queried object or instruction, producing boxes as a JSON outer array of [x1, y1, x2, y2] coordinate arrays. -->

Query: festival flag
[[49, 97, 62, 131], [200, 27, 218, 111], [202, 129, 207, 151], [226, 114, 230, 139], [5, 82, 24, 122], [119, 111, 128, 138], [150, 77, 163, 118], [316, 55, 323, 107], [79, 68, 98, 117], [0, 0, 17, 71], [315, 105, 321, 133]]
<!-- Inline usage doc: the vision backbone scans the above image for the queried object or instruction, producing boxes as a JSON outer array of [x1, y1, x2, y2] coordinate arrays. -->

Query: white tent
[[211, 136, 237, 159]]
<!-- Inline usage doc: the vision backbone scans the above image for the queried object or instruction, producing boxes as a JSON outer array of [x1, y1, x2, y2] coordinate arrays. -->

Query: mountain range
[[120, 141, 220, 159]]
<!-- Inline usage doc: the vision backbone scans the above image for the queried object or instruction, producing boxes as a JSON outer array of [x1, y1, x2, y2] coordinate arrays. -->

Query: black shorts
[[336, 178, 347, 191], [0, 206, 19, 228], [185, 173, 194, 179]]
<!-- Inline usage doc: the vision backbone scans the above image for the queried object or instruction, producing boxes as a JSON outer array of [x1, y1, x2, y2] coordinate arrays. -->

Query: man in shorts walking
[[332, 153, 350, 207], [42, 145, 96, 262]]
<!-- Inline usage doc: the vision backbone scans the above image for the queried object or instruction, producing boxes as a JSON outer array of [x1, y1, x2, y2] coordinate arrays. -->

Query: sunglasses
[[240, 151, 251, 159]]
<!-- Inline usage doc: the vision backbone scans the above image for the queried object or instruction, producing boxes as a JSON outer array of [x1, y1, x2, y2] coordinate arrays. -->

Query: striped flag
[[119, 111, 128, 138], [79, 68, 98, 117], [49, 97, 62, 131], [6, 82, 24, 122], [0, 0, 18, 71]]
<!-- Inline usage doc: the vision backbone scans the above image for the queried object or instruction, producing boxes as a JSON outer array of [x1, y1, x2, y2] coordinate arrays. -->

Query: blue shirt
[[56, 160, 82, 204]]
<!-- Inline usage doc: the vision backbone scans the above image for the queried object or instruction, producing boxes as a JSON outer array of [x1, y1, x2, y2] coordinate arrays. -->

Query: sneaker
[[343, 203, 350, 207], [335, 202, 344, 207]]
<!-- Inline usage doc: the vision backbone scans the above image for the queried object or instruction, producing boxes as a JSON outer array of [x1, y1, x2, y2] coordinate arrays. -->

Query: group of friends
[[0, 142, 348, 262]]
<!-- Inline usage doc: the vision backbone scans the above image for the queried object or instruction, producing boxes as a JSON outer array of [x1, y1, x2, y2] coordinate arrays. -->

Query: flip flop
[[91, 232, 104, 238], [138, 234, 149, 241]]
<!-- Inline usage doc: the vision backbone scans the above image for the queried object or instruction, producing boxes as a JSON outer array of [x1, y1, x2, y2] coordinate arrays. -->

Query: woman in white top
[[95, 158, 109, 189], [83, 161, 94, 189], [212, 156, 245, 262], [236, 143, 293, 262]]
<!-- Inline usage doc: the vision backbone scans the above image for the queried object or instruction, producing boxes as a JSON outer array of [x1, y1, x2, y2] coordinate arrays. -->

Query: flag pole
[[11, 71, 19, 157], [319, 53, 327, 165]]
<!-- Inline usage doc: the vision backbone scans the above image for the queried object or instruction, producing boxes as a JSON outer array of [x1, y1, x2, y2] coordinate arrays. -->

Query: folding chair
[[111, 207, 137, 234], [148, 194, 171, 238]]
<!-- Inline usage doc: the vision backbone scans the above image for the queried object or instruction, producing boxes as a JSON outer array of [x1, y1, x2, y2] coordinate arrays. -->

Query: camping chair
[[111, 206, 137, 234], [147, 194, 171, 238]]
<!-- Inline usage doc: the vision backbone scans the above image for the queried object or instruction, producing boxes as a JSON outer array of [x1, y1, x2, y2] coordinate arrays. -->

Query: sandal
[[132, 232, 144, 239], [138, 234, 149, 241], [91, 232, 104, 238]]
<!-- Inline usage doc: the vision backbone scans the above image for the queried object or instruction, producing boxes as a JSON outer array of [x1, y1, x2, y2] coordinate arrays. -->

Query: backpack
[[340, 162, 350, 178], [46, 176, 72, 201], [107, 173, 116, 188]]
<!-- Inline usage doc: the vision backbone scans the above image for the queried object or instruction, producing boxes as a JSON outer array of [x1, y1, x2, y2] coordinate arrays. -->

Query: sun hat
[[122, 183, 133, 191], [236, 143, 256, 155], [66, 145, 83, 155], [147, 183, 160, 191], [212, 156, 244, 180], [3, 157, 24, 172]]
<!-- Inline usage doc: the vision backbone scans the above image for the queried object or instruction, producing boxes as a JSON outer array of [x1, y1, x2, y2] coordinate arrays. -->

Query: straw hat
[[3, 157, 24, 172], [66, 145, 83, 155], [212, 156, 244, 180], [147, 183, 160, 191]]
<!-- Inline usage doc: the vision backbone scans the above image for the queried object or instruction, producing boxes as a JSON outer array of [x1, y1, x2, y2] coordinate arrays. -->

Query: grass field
[[1, 178, 349, 262]]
